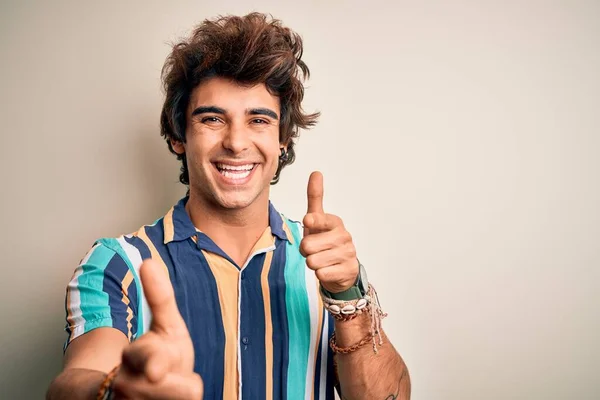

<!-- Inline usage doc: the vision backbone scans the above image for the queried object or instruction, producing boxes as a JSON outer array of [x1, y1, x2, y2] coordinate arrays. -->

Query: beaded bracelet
[[96, 364, 120, 400], [323, 284, 388, 354], [322, 295, 370, 321]]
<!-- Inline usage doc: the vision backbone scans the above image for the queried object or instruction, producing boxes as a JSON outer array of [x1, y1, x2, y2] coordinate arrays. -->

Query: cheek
[[259, 131, 282, 161], [188, 134, 219, 161]]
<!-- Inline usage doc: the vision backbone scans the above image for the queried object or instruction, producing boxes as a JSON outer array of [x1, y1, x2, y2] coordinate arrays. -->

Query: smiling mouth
[[214, 162, 257, 180]]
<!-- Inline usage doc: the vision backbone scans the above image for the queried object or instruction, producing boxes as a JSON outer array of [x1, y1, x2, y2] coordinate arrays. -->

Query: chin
[[211, 188, 263, 210]]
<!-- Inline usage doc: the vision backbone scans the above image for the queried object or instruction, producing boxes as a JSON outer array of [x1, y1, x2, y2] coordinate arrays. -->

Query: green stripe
[[78, 244, 115, 333], [284, 221, 310, 400], [100, 238, 144, 337]]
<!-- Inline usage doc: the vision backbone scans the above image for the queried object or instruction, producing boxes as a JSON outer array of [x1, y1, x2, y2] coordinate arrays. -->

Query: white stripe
[[66, 243, 100, 338], [116, 237, 151, 335], [304, 257, 320, 400], [319, 314, 329, 399]]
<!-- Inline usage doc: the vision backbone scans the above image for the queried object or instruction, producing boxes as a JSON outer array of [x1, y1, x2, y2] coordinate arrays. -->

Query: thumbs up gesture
[[111, 259, 203, 399], [300, 171, 360, 293]]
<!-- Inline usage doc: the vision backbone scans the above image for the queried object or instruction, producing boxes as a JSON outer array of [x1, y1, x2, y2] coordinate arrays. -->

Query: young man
[[47, 13, 410, 400]]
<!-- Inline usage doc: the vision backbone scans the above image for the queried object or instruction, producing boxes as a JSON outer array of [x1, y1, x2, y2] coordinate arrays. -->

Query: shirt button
[[242, 337, 249, 345]]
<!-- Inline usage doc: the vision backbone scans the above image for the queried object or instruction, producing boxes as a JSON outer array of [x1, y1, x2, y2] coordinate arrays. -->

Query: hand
[[300, 171, 359, 293], [111, 259, 203, 399]]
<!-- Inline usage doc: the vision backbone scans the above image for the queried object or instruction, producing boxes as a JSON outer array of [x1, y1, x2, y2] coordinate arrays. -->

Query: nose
[[222, 122, 251, 154]]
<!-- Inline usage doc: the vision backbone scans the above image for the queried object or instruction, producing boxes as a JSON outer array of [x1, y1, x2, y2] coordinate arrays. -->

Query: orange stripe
[[121, 270, 134, 341], [136, 228, 170, 278], [202, 251, 239, 399], [163, 207, 175, 243], [247, 227, 275, 263], [260, 251, 274, 400]]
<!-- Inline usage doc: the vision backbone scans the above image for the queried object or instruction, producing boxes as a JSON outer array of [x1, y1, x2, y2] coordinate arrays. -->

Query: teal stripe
[[78, 244, 116, 333], [284, 221, 311, 400], [100, 238, 144, 337]]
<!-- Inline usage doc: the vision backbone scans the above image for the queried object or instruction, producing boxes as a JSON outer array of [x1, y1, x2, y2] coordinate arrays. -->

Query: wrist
[[96, 364, 120, 400], [320, 261, 368, 301]]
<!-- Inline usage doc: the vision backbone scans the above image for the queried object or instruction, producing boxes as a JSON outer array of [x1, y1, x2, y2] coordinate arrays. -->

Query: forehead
[[188, 77, 280, 114]]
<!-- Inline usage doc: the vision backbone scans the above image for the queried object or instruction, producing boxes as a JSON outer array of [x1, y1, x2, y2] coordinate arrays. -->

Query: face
[[172, 77, 283, 210]]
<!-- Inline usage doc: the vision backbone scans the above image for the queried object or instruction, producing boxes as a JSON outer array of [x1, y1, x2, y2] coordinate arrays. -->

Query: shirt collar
[[163, 196, 290, 244]]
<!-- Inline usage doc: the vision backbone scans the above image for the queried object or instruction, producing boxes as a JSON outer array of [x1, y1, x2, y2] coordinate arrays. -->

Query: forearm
[[334, 313, 410, 400], [46, 368, 105, 400]]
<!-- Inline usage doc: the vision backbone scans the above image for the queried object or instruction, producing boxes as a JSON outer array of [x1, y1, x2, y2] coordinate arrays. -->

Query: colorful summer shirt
[[64, 196, 336, 400]]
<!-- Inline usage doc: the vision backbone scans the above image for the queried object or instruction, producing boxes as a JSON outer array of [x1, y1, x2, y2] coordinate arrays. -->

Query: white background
[[1, 1, 599, 398]]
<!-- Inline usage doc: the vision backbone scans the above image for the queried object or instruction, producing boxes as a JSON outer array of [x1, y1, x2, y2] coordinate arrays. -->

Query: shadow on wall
[[1, 123, 185, 399]]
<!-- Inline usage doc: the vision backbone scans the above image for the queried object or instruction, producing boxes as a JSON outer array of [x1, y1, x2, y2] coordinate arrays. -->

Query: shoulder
[[84, 217, 164, 270]]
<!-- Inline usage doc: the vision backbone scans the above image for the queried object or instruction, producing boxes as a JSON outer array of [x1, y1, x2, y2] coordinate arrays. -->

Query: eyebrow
[[191, 105, 279, 121], [191, 106, 226, 117], [248, 107, 279, 120]]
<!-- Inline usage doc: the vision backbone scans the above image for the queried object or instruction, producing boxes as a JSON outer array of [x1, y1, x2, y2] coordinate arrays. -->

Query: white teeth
[[216, 163, 254, 171], [221, 169, 251, 179], [215, 163, 255, 180]]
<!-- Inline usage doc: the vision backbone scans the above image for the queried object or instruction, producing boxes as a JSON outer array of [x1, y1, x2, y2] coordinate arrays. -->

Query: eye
[[251, 118, 269, 124], [201, 116, 222, 124]]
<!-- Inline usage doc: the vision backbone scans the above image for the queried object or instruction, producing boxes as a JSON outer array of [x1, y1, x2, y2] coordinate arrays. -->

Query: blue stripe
[[142, 222, 182, 280], [99, 238, 145, 336], [166, 240, 226, 399], [195, 232, 239, 268], [103, 253, 131, 338], [241, 254, 267, 399], [269, 239, 290, 400], [124, 235, 151, 260]]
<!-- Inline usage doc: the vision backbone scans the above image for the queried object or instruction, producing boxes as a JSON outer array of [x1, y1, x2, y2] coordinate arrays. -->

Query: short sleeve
[[64, 242, 139, 350]]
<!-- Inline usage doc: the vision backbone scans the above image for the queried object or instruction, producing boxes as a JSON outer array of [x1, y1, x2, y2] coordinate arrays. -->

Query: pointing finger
[[140, 259, 186, 334]]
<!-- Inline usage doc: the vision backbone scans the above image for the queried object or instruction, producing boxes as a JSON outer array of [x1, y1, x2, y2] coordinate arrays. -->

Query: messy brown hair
[[160, 12, 319, 185]]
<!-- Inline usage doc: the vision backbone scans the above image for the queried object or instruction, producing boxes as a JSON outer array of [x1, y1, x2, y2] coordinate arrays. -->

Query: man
[[47, 12, 410, 400]]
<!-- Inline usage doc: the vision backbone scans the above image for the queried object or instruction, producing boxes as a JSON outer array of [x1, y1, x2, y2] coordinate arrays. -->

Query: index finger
[[140, 259, 186, 334]]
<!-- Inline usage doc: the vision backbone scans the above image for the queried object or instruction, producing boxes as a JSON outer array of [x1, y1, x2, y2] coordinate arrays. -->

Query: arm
[[300, 171, 411, 399], [48, 259, 202, 400], [334, 314, 410, 399], [48, 243, 134, 399], [47, 328, 128, 400]]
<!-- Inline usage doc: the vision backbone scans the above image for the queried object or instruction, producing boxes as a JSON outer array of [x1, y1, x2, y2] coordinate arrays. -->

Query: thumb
[[140, 259, 186, 334], [307, 171, 324, 214]]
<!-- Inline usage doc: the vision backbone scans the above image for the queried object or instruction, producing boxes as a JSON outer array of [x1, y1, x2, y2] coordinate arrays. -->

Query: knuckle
[[344, 230, 353, 243], [315, 268, 328, 282], [305, 255, 318, 269], [346, 244, 356, 259], [334, 229, 350, 246], [302, 214, 313, 227], [299, 239, 311, 256]]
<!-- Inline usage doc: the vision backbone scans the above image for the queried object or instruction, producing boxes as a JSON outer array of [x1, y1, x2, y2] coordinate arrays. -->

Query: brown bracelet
[[96, 364, 120, 400], [329, 331, 374, 354]]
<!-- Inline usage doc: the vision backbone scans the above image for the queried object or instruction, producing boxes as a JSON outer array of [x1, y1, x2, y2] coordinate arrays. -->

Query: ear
[[280, 141, 288, 153], [171, 139, 185, 155]]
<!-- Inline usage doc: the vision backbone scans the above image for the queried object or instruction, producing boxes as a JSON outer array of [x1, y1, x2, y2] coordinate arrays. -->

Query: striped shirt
[[65, 197, 336, 399]]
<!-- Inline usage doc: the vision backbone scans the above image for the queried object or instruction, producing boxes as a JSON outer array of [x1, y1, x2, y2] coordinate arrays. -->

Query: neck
[[185, 191, 270, 267]]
